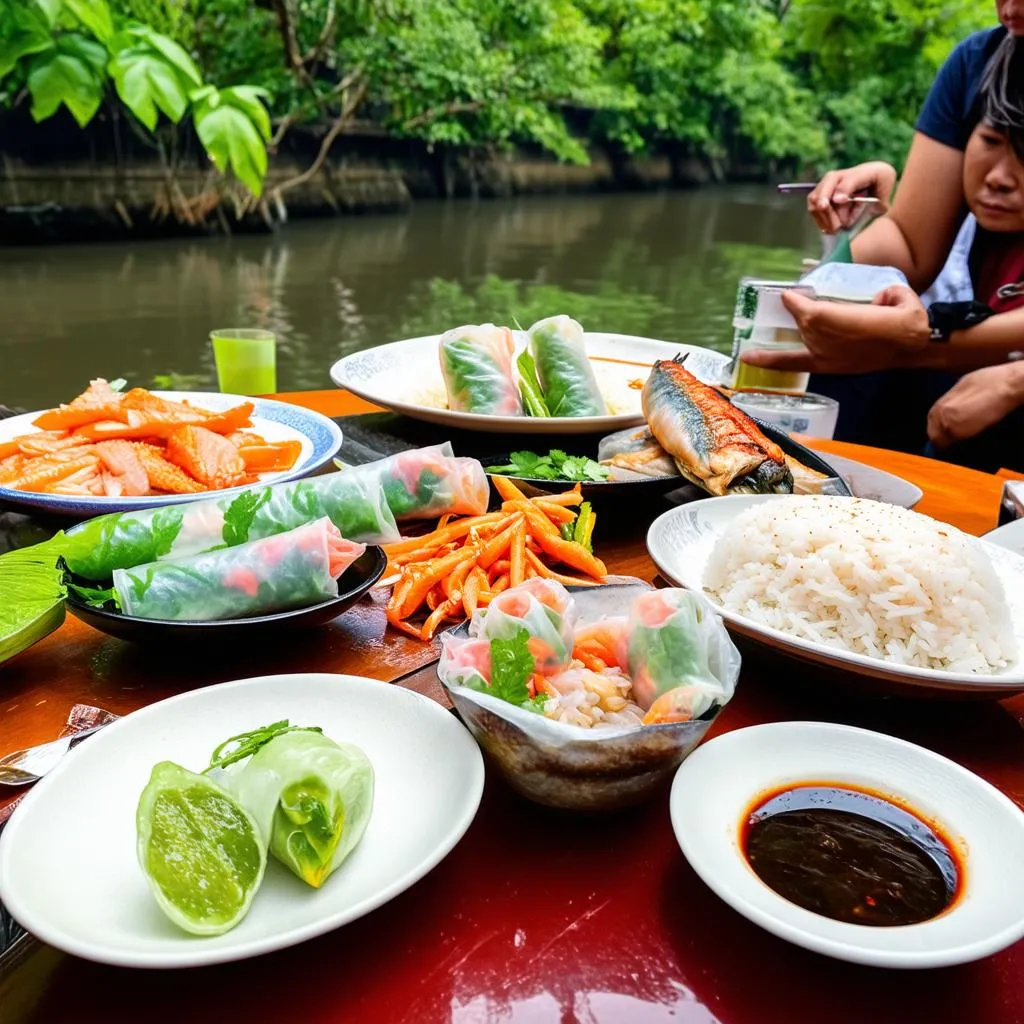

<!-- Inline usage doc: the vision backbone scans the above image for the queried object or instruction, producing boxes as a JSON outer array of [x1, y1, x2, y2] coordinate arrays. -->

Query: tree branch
[[268, 69, 365, 150], [401, 100, 485, 132], [270, 0, 311, 86], [273, 77, 369, 196]]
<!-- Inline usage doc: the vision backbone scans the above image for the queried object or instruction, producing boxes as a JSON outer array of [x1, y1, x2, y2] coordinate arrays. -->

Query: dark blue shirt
[[916, 27, 1007, 149]]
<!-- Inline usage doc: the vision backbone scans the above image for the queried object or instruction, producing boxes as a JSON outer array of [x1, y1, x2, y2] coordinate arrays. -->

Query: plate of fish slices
[[0, 383, 343, 515], [330, 317, 730, 434], [647, 493, 1024, 698]]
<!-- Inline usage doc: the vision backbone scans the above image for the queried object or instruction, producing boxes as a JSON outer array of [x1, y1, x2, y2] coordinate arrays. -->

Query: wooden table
[[2, 391, 1022, 1024]]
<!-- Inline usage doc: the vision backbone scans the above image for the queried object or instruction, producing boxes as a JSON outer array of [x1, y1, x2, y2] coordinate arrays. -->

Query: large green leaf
[[194, 101, 268, 196], [63, 0, 114, 43], [220, 85, 271, 142], [55, 32, 107, 74], [108, 46, 189, 128], [33, 0, 63, 28], [27, 48, 103, 127], [125, 24, 201, 85], [0, 4, 54, 81]]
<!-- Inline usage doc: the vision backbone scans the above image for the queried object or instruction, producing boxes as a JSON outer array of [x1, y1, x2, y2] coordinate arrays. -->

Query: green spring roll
[[113, 518, 364, 621], [528, 315, 608, 418], [439, 324, 523, 416]]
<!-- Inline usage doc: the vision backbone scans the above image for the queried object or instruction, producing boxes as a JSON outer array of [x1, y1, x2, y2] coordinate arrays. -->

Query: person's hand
[[808, 162, 899, 233], [740, 286, 930, 375], [927, 363, 1024, 448]]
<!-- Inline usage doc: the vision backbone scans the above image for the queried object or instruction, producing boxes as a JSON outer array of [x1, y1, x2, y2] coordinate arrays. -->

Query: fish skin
[[642, 357, 792, 496]]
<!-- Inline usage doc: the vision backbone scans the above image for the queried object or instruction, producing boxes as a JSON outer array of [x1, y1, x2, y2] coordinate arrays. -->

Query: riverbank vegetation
[[0, 0, 992, 224]]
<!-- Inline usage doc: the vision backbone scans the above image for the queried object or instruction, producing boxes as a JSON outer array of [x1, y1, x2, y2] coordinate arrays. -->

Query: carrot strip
[[509, 518, 526, 588], [491, 475, 529, 503], [463, 567, 488, 618], [397, 548, 476, 619], [533, 486, 582, 507], [525, 549, 603, 587], [477, 515, 523, 570], [491, 574, 510, 594], [532, 500, 577, 525], [383, 512, 505, 554], [529, 528, 607, 579], [422, 598, 458, 640]]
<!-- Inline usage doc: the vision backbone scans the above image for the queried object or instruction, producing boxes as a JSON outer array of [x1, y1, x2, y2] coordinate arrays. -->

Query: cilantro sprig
[[487, 449, 609, 483], [465, 629, 548, 715]]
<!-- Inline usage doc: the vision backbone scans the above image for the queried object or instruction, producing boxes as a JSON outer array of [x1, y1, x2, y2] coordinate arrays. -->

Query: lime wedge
[[137, 762, 267, 936]]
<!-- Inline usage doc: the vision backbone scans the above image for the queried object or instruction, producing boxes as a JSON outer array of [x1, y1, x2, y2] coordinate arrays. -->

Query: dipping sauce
[[741, 784, 961, 927]]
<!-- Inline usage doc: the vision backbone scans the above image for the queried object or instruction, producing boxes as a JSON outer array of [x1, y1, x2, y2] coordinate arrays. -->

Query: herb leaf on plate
[[488, 628, 539, 710], [486, 449, 608, 483]]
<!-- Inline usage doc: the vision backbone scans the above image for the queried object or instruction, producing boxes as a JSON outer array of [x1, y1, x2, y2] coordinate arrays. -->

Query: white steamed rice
[[704, 496, 1017, 674]]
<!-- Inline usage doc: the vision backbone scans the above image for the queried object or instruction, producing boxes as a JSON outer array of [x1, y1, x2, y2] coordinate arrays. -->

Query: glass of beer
[[730, 279, 813, 394]]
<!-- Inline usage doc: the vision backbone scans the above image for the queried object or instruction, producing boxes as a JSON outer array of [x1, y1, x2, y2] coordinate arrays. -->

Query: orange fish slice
[[0, 431, 66, 459], [224, 431, 267, 449], [239, 440, 303, 473], [135, 444, 205, 494], [198, 402, 255, 435], [33, 379, 127, 431], [0, 454, 26, 484], [166, 425, 247, 490], [95, 440, 150, 497], [44, 465, 104, 495], [8, 450, 100, 492]]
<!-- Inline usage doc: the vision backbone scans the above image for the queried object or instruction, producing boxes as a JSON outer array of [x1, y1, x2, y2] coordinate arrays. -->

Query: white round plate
[[647, 494, 1024, 697], [330, 333, 729, 434], [0, 392, 343, 516], [819, 453, 923, 509], [0, 673, 484, 968], [671, 721, 1024, 969]]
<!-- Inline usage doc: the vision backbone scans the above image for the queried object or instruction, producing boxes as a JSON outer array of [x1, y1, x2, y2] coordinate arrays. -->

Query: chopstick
[[777, 183, 880, 204]]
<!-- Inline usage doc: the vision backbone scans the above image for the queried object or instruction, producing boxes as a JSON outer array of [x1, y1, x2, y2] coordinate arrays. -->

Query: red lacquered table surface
[[2, 391, 1022, 1024]]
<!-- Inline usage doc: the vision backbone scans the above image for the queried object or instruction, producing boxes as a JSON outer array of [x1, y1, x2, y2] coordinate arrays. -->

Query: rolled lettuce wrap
[[470, 578, 575, 674], [528, 315, 607, 418], [624, 589, 740, 722], [351, 442, 489, 520], [439, 324, 523, 416], [215, 727, 374, 889], [113, 517, 365, 621]]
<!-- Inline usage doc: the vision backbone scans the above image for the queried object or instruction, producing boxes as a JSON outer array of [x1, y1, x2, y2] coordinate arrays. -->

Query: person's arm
[[850, 134, 967, 290], [915, 307, 1024, 373], [927, 361, 1024, 447]]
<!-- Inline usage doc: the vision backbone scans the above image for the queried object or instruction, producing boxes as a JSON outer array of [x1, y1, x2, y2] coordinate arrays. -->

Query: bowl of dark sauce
[[670, 721, 1024, 968]]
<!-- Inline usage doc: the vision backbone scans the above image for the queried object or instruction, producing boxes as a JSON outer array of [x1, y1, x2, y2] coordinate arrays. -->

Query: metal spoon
[[0, 724, 109, 787]]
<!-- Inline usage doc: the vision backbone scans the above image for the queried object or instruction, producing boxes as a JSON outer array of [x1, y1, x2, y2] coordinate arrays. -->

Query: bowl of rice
[[646, 494, 1024, 698]]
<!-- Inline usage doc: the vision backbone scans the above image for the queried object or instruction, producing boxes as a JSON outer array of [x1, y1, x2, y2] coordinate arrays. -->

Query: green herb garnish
[[206, 720, 323, 772], [66, 581, 120, 609], [487, 449, 609, 483], [516, 351, 550, 418], [488, 629, 543, 712]]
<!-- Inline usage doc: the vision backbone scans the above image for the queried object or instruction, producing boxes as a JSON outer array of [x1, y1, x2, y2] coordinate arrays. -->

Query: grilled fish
[[642, 356, 793, 495]]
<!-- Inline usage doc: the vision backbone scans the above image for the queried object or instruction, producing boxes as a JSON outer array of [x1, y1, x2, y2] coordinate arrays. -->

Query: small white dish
[[0, 392, 343, 516], [670, 721, 1024, 969], [330, 333, 729, 435], [0, 673, 484, 968], [646, 494, 1024, 697], [819, 453, 923, 509]]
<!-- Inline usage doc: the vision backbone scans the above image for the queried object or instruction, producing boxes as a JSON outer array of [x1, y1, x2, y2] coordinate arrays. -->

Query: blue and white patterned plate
[[0, 392, 343, 517], [331, 333, 730, 435]]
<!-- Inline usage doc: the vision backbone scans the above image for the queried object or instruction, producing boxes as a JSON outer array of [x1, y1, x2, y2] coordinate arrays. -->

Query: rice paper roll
[[470, 578, 575, 674], [351, 443, 489, 520], [437, 636, 492, 690], [439, 324, 522, 416], [528, 315, 607, 418], [218, 730, 374, 889], [625, 589, 740, 718], [113, 517, 365, 621], [59, 468, 399, 580]]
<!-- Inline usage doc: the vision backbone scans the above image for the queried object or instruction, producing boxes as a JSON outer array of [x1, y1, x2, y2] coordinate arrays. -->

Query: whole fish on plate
[[643, 357, 793, 496]]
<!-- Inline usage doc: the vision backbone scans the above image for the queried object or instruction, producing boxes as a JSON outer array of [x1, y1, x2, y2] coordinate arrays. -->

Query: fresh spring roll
[[437, 636, 492, 690], [470, 578, 576, 674], [439, 324, 523, 416], [59, 468, 399, 581], [625, 589, 740, 720], [113, 518, 365, 621], [528, 315, 607, 418], [350, 443, 489, 520], [217, 728, 374, 889]]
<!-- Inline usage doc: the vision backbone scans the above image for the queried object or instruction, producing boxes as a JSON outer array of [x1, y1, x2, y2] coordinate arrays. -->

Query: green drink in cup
[[210, 329, 277, 395]]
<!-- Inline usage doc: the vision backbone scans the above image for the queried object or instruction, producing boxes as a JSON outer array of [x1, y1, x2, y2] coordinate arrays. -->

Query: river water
[[2, 186, 820, 410]]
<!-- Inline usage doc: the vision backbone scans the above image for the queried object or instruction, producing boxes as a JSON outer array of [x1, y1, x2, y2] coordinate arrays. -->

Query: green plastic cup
[[210, 329, 277, 395]]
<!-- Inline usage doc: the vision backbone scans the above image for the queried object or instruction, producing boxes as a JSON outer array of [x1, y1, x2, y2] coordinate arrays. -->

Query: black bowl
[[65, 546, 387, 644], [483, 422, 850, 507]]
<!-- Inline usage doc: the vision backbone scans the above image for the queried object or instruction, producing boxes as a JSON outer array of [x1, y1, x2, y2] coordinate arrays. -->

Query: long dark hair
[[978, 34, 1024, 160]]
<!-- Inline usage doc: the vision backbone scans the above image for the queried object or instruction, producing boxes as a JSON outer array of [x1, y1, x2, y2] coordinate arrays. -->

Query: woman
[[745, 20, 1024, 459]]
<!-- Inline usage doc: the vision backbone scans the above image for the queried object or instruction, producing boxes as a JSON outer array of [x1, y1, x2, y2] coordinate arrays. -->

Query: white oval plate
[[819, 453, 924, 509], [330, 333, 729, 435], [0, 674, 484, 968], [0, 392, 343, 516], [647, 494, 1024, 697], [671, 721, 1024, 968]]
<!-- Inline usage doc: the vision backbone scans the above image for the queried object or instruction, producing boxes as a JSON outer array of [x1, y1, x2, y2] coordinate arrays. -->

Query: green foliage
[[0, 0, 270, 195]]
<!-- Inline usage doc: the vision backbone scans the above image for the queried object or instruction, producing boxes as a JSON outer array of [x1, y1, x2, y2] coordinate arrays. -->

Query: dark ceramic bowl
[[439, 579, 727, 812], [483, 421, 850, 508], [65, 547, 387, 644]]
